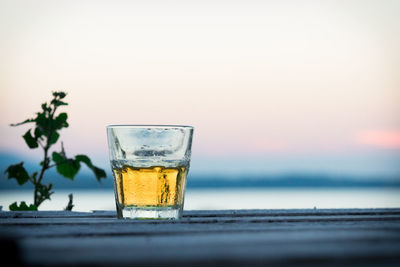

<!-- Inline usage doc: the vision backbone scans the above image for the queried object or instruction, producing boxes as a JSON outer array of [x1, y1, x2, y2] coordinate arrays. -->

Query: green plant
[[5, 91, 106, 211]]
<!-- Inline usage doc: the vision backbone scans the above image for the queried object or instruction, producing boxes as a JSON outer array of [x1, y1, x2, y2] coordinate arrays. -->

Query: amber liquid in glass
[[112, 165, 188, 208]]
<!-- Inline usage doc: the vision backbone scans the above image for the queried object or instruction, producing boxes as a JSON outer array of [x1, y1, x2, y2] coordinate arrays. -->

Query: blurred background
[[1, 0, 399, 211]]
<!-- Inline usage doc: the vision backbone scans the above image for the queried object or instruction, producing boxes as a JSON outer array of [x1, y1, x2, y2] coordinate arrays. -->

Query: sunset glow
[[357, 130, 400, 149], [0, 0, 399, 176]]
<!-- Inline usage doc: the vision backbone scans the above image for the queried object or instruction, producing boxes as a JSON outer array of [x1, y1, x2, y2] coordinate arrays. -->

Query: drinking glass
[[107, 125, 194, 219]]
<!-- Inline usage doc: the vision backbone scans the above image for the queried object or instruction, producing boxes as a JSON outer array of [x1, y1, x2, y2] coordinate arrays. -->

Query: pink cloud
[[356, 130, 400, 149]]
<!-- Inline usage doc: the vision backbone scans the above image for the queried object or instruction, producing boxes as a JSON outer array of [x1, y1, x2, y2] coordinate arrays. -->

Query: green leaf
[[53, 91, 67, 99], [23, 130, 39, 148], [41, 102, 51, 112], [56, 112, 67, 122], [49, 131, 60, 145], [37, 183, 53, 201], [5, 162, 30, 185], [35, 112, 48, 130], [9, 201, 38, 211], [54, 112, 68, 129], [75, 155, 107, 182], [52, 151, 65, 164], [52, 152, 81, 180], [56, 160, 80, 179], [53, 152, 80, 179], [51, 99, 68, 107], [34, 127, 44, 139], [93, 167, 107, 182], [75, 155, 93, 167]]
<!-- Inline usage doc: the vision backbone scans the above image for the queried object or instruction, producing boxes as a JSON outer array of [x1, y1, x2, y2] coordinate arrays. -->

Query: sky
[[0, 0, 399, 178]]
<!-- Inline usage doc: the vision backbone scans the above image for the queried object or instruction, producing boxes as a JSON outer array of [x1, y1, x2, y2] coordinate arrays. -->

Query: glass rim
[[106, 124, 194, 129]]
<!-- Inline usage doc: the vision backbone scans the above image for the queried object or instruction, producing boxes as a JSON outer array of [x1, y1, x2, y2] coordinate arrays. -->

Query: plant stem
[[34, 146, 49, 206], [37, 148, 49, 185], [33, 100, 58, 207]]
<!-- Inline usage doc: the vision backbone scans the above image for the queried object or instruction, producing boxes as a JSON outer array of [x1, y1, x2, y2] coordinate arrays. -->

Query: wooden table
[[1, 209, 399, 266]]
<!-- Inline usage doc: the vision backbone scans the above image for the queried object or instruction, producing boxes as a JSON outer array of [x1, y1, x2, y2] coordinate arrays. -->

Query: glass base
[[118, 206, 182, 220]]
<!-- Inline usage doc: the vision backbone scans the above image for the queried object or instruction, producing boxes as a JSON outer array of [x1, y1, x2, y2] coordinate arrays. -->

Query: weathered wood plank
[[1, 208, 399, 219], [2, 214, 400, 225], [1, 213, 399, 239], [1, 209, 399, 266], [20, 231, 400, 266], [2, 222, 399, 241]]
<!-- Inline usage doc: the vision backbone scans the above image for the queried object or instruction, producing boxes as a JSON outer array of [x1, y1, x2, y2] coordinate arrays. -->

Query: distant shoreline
[[1, 175, 399, 190]]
